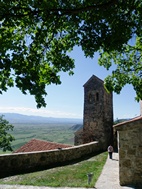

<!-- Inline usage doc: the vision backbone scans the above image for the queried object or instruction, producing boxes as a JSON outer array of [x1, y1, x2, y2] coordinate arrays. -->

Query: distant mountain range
[[0, 112, 131, 125], [0, 113, 83, 124]]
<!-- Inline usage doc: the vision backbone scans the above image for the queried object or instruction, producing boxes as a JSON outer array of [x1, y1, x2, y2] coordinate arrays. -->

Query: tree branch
[[0, 0, 118, 19]]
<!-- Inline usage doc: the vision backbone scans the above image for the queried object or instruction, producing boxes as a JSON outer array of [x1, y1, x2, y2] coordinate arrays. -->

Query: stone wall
[[114, 117, 142, 187], [74, 129, 83, 145], [0, 141, 101, 178]]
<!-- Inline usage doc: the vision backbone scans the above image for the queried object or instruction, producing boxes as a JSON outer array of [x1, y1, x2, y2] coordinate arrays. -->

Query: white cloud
[[0, 106, 82, 118]]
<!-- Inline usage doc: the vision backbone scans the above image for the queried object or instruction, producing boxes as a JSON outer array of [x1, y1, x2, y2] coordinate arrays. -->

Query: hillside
[[70, 124, 83, 131], [0, 113, 83, 124]]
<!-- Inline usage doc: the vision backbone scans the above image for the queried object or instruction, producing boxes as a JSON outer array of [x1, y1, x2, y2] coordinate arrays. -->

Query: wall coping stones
[[113, 116, 142, 131]]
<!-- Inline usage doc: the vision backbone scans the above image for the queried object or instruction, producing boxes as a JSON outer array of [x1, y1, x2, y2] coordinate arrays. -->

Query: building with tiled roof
[[14, 139, 72, 153], [114, 115, 142, 187]]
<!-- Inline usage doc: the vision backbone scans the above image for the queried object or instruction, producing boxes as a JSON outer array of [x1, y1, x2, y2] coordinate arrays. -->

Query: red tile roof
[[114, 116, 142, 127], [13, 139, 73, 153], [113, 116, 142, 130]]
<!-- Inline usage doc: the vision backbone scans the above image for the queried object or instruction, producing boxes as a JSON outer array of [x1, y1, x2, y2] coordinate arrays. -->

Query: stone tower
[[82, 75, 113, 150]]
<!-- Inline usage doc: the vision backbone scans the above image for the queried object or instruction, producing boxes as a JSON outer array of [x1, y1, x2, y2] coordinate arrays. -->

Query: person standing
[[108, 145, 114, 159]]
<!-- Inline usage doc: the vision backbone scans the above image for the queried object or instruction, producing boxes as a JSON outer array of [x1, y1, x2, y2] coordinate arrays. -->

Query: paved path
[[0, 153, 135, 189], [95, 152, 134, 189]]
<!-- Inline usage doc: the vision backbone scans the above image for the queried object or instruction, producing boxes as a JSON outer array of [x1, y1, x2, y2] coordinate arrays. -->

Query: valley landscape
[[0, 113, 83, 153]]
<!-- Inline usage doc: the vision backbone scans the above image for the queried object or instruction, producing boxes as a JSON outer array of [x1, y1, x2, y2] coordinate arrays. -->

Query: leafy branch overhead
[[0, 0, 142, 107], [99, 37, 142, 101]]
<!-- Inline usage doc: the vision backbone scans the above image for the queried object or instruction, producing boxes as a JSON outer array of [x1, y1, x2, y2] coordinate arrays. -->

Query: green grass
[[0, 152, 107, 187]]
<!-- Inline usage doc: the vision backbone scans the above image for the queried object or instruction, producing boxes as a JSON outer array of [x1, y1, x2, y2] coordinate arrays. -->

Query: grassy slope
[[0, 152, 107, 187]]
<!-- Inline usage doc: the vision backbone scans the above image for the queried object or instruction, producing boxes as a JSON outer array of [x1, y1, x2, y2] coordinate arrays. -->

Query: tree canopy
[[0, 0, 142, 107], [0, 115, 14, 151]]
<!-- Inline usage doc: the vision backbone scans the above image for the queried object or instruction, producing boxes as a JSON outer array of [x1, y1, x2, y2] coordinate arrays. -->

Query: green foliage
[[0, 0, 142, 106], [113, 118, 130, 125], [0, 115, 15, 151], [0, 152, 107, 187], [99, 37, 142, 101]]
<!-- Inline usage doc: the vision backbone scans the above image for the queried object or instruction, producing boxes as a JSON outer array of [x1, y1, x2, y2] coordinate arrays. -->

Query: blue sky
[[0, 46, 140, 120]]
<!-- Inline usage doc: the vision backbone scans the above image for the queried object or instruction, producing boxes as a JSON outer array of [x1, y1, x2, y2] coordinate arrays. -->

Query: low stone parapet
[[0, 141, 101, 178]]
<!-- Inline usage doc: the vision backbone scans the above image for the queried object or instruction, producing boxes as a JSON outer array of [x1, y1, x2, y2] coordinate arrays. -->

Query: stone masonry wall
[[118, 119, 142, 187], [103, 90, 113, 147], [74, 129, 83, 145], [0, 141, 101, 178]]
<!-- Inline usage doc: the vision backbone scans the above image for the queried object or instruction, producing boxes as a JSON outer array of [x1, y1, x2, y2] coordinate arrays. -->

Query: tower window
[[88, 93, 92, 103], [89, 94, 92, 102], [96, 92, 99, 101]]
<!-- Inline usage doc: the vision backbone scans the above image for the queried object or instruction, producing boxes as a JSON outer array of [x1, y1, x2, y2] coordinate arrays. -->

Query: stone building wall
[[103, 89, 113, 147], [74, 129, 83, 145], [81, 75, 113, 150], [0, 141, 101, 178], [114, 116, 142, 187]]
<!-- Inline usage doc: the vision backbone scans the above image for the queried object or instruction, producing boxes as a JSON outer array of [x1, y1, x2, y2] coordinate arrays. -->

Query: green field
[[0, 122, 76, 153]]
